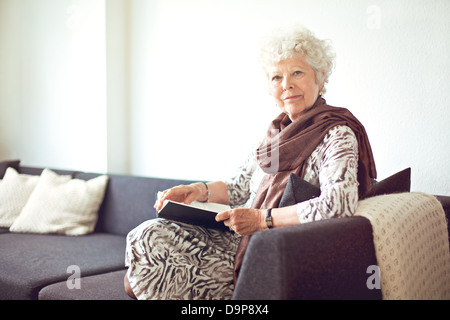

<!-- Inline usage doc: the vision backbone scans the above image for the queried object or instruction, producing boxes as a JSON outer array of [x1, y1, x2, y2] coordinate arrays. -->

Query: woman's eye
[[293, 71, 303, 76], [272, 75, 282, 82]]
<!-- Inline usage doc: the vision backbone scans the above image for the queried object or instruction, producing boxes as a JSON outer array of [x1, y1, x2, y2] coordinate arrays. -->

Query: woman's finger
[[154, 187, 183, 210], [215, 210, 231, 223]]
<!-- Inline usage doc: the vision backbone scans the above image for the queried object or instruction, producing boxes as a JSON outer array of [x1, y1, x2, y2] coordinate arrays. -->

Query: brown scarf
[[233, 97, 377, 283]]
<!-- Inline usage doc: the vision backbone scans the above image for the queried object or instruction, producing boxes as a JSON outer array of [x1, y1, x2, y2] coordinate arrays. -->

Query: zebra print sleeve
[[223, 148, 258, 207], [296, 125, 360, 223]]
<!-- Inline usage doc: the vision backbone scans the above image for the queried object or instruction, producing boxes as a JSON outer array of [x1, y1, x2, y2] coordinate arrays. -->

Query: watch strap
[[265, 208, 273, 229]]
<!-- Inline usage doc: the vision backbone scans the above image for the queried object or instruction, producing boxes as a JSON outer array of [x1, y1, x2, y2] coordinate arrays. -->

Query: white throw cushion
[[0, 167, 40, 228], [10, 168, 108, 236]]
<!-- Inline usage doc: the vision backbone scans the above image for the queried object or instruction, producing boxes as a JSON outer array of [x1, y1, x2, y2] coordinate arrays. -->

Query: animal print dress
[[124, 125, 359, 300]]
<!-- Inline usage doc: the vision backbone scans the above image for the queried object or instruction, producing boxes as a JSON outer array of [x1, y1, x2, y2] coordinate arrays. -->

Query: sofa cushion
[[38, 269, 133, 300], [279, 173, 320, 207], [0, 168, 40, 228], [75, 172, 195, 236], [363, 168, 411, 199], [0, 232, 126, 300], [10, 169, 108, 236], [278, 168, 411, 207]]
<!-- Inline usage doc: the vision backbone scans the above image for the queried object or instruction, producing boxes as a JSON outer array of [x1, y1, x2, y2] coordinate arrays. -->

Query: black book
[[156, 193, 231, 231]]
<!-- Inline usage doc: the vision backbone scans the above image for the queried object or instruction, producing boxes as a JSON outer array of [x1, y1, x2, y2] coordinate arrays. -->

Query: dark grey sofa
[[0, 164, 187, 300], [1, 162, 449, 300]]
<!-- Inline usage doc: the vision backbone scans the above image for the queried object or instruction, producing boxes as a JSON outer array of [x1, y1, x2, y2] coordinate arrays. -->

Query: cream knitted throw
[[355, 192, 450, 299]]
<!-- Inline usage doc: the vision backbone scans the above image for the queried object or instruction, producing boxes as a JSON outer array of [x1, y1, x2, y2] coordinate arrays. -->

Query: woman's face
[[267, 55, 323, 121]]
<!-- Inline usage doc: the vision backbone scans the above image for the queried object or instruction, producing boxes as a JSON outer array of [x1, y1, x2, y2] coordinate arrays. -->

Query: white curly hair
[[260, 25, 335, 94]]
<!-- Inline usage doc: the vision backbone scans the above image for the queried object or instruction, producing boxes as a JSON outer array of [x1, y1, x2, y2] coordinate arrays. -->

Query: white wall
[[0, 0, 107, 173], [106, 0, 131, 174], [1, 0, 449, 195], [126, 0, 450, 195]]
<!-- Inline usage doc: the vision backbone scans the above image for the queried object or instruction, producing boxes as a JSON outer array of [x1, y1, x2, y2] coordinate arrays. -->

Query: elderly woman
[[124, 26, 376, 300]]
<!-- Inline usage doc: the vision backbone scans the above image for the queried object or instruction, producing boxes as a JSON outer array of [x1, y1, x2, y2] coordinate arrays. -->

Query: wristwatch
[[265, 208, 273, 229]]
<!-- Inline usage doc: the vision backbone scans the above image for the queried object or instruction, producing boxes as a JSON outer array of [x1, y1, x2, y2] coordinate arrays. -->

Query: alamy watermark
[[366, 5, 382, 30], [261, 128, 280, 174], [66, 265, 81, 290], [366, 265, 381, 290]]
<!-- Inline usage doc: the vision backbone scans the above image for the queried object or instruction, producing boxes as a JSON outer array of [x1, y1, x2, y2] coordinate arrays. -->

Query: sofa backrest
[[17, 166, 194, 236], [18, 166, 78, 177], [74, 172, 194, 236]]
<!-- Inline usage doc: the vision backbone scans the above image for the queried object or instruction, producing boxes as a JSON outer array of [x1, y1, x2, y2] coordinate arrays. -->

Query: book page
[[156, 191, 231, 213], [190, 201, 231, 213]]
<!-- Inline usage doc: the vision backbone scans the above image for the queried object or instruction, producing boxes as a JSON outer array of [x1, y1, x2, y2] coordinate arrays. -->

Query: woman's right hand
[[153, 183, 206, 212]]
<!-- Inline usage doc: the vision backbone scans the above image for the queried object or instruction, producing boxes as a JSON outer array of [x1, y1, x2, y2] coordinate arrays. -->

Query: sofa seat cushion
[[0, 232, 126, 300], [38, 269, 132, 300]]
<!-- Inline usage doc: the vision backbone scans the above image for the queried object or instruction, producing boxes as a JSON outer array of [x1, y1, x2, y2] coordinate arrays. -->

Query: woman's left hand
[[215, 208, 267, 236]]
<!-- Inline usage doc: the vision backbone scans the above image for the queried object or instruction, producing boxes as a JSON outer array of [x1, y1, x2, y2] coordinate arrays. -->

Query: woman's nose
[[282, 77, 293, 91]]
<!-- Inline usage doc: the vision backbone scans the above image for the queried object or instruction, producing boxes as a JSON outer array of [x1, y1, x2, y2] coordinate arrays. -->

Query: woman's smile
[[283, 94, 303, 101]]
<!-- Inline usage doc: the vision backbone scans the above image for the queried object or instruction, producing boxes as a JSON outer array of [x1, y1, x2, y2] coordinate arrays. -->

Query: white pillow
[[10, 168, 109, 236], [0, 167, 40, 228]]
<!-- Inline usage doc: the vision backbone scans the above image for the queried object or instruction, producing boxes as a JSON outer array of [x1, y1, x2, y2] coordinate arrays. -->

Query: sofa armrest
[[434, 195, 450, 246], [232, 216, 381, 300]]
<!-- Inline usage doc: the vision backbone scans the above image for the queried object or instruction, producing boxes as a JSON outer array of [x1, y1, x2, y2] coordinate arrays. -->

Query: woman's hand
[[154, 183, 206, 211], [215, 208, 267, 236]]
